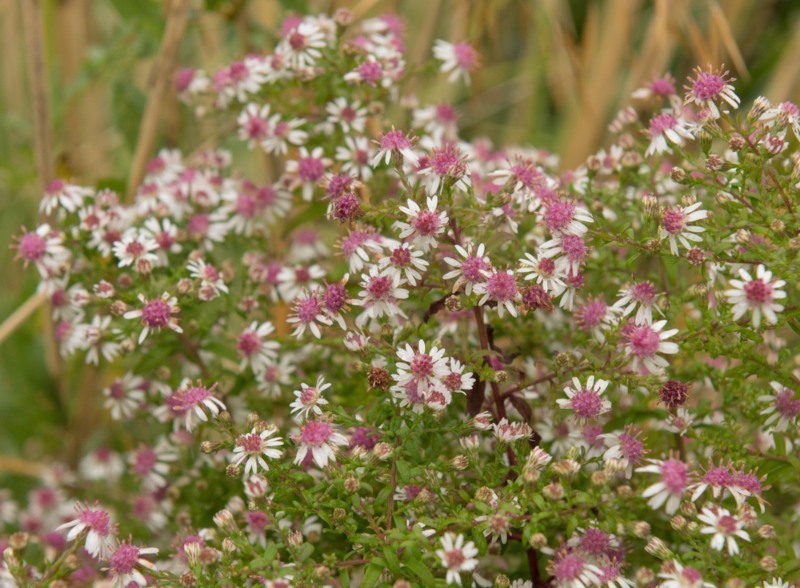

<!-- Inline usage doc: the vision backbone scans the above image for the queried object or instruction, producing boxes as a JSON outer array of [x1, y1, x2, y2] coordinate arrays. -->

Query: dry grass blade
[[710, 1, 748, 79], [21, 0, 53, 189], [0, 291, 47, 346], [126, 0, 191, 199]]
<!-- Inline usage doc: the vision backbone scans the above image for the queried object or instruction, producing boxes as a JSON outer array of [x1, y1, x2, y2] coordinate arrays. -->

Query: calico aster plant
[[4, 9, 800, 588]]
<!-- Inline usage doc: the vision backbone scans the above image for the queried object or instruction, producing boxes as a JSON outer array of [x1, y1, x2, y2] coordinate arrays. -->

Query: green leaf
[[405, 557, 436, 585], [339, 569, 351, 588], [361, 563, 384, 588], [249, 542, 278, 569], [296, 542, 314, 562], [383, 546, 402, 576]]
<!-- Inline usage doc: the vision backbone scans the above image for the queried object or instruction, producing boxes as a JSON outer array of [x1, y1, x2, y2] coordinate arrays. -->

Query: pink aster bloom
[[294, 418, 347, 468], [475, 268, 520, 318], [759, 381, 800, 432], [396, 196, 449, 252], [684, 64, 740, 119], [106, 539, 159, 587], [238, 103, 271, 147], [378, 244, 429, 286], [724, 264, 786, 330], [644, 111, 694, 156], [13, 223, 70, 278], [352, 265, 409, 327], [57, 503, 116, 559], [637, 457, 691, 514], [442, 358, 476, 395], [433, 40, 480, 85], [372, 128, 419, 167], [574, 295, 617, 343], [40, 179, 92, 216], [123, 292, 183, 344], [541, 198, 594, 236], [443, 242, 491, 295], [335, 136, 375, 180], [325, 97, 367, 134], [103, 373, 146, 421], [557, 376, 611, 424], [231, 427, 284, 477], [613, 281, 659, 325], [393, 340, 449, 396], [285, 146, 331, 201], [187, 258, 229, 298], [518, 253, 567, 296], [163, 380, 226, 432], [539, 234, 588, 276], [658, 561, 714, 588], [659, 201, 708, 255], [602, 425, 646, 478], [236, 321, 279, 372], [623, 320, 679, 373], [112, 229, 159, 272], [435, 532, 479, 586], [290, 375, 331, 420], [697, 506, 750, 555], [278, 21, 328, 69], [287, 289, 333, 338], [550, 550, 603, 588]]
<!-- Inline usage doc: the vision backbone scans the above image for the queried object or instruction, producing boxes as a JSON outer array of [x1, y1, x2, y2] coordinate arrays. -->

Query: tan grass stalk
[[126, 0, 191, 199]]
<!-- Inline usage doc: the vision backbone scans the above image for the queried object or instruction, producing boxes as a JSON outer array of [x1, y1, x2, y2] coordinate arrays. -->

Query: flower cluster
[[4, 9, 799, 588]]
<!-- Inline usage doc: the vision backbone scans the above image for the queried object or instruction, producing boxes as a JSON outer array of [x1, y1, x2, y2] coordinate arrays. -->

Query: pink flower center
[[237, 331, 261, 357], [649, 113, 677, 136], [288, 31, 307, 50], [576, 298, 606, 329], [703, 466, 732, 487], [580, 528, 611, 555], [743, 278, 772, 304], [544, 200, 576, 232], [18, 233, 48, 262], [367, 275, 393, 300], [443, 372, 463, 392], [46, 179, 66, 194], [627, 325, 660, 358], [273, 121, 289, 138], [509, 161, 542, 190], [341, 231, 371, 256], [167, 386, 211, 415], [324, 283, 347, 313], [561, 235, 587, 262], [570, 389, 603, 419], [134, 447, 157, 476], [717, 515, 738, 534], [537, 257, 556, 276], [358, 61, 383, 84], [142, 300, 172, 328], [109, 381, 125, 399], [296, 296, 323, 324], [436, 104, 457, 123], [692, 72, 726, 100], [461, 255, 488, 282], [430, 144, 463, 177], [682, 568, 702, 582], [453, 42, 477, 69], [228, 62, 249, 82], [661, 208, 686, 234], [246, 511, 268, 531], [444, 549, 466, 570], [412, 210, 441, 236], [650, 77, 675, 95], [245, 116, 268, 140], [298, 156, 324, 182], [661, 459, 689, 494], [237, 433, 263, 453], [380, 130, 412, 151], [732, 472, 762, 495], [110, 543, 140, 575], [618, 432, 643, 463], [300, 386, 318, 405], [555, 554, 585, 580], [410, 353, 434, 378], [486, 271, 517, 302], [300, 421, 333, 446], [79, 509, 111, 535], [390, 247, 412, 268], [775, 388, 800, 418], [630, 281, 656, 304]]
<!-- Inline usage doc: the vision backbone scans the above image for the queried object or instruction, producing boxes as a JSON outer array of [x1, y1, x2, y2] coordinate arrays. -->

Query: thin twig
[[126, 0, 191, 198], [0, 291, 47, 346], [21, 0, 53, 189]]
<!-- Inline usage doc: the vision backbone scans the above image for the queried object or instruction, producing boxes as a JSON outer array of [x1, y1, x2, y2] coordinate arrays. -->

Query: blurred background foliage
[[1, 0, 799, 493]]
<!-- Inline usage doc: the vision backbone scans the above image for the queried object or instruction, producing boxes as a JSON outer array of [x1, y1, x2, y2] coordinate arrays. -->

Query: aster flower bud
[[110, 300, 128, 316], [373, 442, 393, 460], [636, 568, 655, 584], [788, 237, 800, 251], [725, 579, 745, 588], [645, 537, 673, 559], [680, 501, 697, 517], [287, 530, 303, 547], [632, 521, 651, 538], [494, 574, 510, 588], [758, 524, 776, 539], [451, 455, 468, 470], [344, 475, 360, 493], [529, 532, 547, 549], [181, 571, 198, 586], [670, 166, 686, 183], [590, 471, 607, 486], [213, 509, 237, 532], [9, 532, 28, 550], [658, 380, 689, 409], [749, 96, 771, 120], [729, 134, 745, 151], [225, 464, 241, 478], [553, 459, 580, 477], [177, 278, 193, 294], [770, 219, 785, 234], [670, 515, 687, 531], [445, 295, 462, 311], [686, 248, 706, 265], [617, 485, 633, 498], [222, 538, 236, 554], [644, 238, 662, 253], [542, 482, 564, 500], [642, 193, 658, 217], [333, 8, 353, 26]]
